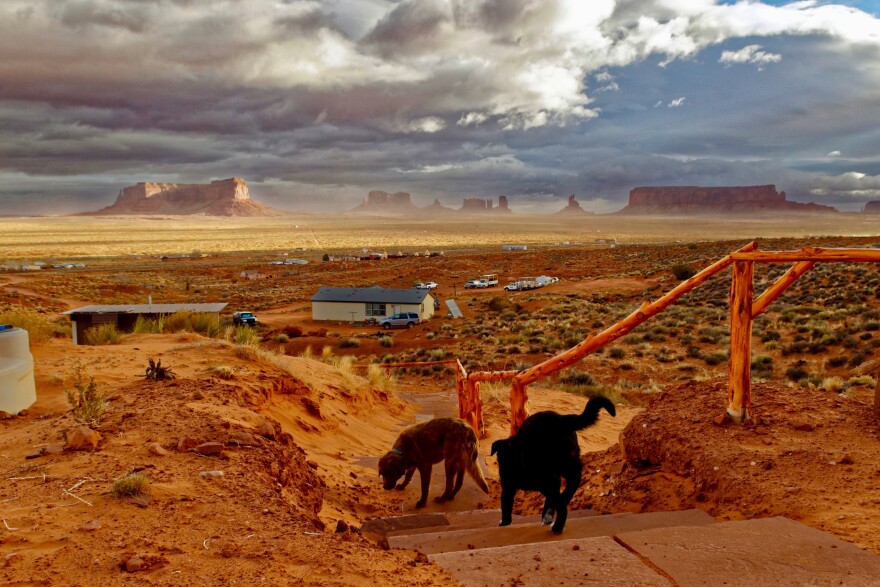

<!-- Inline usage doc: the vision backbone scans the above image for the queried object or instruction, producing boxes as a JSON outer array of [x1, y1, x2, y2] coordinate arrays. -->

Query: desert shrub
[[826, 355, 847, 368], [672, 264, 697, 280], [820, 377, 847, 393], [145, 358, 175, 381], [848, 351, 866, 367], [367, 364, 394, 391], [560, 370, 595, 387], [761, 329, 781, 342], [785, 365, 809, 382], [426, 332, 436, 340], [608, 347, 626, 359], [212, 365, 235, 379], [0, 307, 63, 344], [487, 297, 513, 313], [702, 351, 728, 366], [235, 326, 260, 347], [163, 311, 220, 337], [284, 325, 303, 338], [864, 321, 880, 332], [84, 323, 121, 345], [338, 337, 360, 349], [133, 315, 163, 334], [111, 474, 149, 499], [440, 323, 453, 332], [379, 336, 393, 348], [274, 333, 290, 343], [751, 355, 773, 379], [686, 345, 702, 359], [64, 362, 106, 427]]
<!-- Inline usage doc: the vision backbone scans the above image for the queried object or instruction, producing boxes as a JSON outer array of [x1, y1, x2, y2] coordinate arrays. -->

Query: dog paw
[[551, 526, 564, 535], [499, 520, 511, 527], [541, 512, 554, 526], [415, 501, 426, 509], [434, 495, 449, 503], [394, 484, 406, 490]]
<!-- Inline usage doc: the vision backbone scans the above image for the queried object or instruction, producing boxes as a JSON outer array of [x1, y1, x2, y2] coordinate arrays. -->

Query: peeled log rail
[[731, 248, 880, 263], [514, 241, 759, 388], [752, 261, 815, 317]]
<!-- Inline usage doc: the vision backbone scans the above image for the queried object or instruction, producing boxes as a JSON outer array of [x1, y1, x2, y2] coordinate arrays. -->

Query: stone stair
[[364, 508, 880, 586]]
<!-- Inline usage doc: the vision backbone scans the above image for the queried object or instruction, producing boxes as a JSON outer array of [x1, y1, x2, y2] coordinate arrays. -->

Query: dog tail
[[466, 443, 490, 494], [564, 396, 616, 431]]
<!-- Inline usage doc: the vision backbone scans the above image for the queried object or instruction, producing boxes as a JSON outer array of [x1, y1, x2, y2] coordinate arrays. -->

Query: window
[[366, 303, 386, 317]]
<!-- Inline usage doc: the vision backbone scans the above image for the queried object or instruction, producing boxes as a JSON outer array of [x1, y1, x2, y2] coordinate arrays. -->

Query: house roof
[[310, 287, 431, 304], [63, 303, 228, 316]]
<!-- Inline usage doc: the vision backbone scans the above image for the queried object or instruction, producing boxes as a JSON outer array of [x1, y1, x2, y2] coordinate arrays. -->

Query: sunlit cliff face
[[1, 1, 879, 215]]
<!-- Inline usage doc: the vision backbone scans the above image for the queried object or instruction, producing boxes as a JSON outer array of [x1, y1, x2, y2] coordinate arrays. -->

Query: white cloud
[[668, 97, 687, 108], [827, 150, 841, 157], [720, 44, 782, 68]]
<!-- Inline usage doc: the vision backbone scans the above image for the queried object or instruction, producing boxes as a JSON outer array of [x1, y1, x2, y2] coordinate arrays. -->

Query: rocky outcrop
[[353, 191, 418, 212], [620, 185, 836, 214], [864, 201, 880, 213], [556, 194, 591, 215], [89, 178, 275, 216], [458, 196, 511, 213], [420, 198, 456, 215]]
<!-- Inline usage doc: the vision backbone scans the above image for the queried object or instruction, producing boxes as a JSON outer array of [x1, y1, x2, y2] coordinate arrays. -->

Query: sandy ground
[[0, 335, 632, 585]]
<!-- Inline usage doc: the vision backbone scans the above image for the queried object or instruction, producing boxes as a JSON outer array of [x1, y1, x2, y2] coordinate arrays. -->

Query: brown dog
[[378, 417, 489, 508]]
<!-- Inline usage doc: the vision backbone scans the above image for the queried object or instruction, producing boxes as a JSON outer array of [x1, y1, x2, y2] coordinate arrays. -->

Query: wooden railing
[[357, 245, 880, 436], [465, 244, 880, 435]]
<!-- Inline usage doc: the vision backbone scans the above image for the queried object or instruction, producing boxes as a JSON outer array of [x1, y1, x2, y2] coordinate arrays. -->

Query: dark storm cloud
[[1, 1, 880, 214]]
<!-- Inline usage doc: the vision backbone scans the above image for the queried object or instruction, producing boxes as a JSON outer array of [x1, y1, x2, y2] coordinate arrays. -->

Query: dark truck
[[233, 311, 258, 326]]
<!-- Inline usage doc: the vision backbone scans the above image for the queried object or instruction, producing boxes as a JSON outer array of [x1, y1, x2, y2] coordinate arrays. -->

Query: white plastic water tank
[[0, 325, 37, 414]]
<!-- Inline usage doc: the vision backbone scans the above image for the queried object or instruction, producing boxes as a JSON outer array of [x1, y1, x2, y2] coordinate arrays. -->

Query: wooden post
[[510, 380, 529, 435], [472, 381, 483, 436], [728, 260, 754, 423]]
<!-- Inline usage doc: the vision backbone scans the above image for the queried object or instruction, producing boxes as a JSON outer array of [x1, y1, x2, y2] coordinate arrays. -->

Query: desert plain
[[2, 212, 880, 585]]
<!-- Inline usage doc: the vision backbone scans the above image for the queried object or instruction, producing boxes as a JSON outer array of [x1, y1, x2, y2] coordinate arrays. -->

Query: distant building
[[63, 303, 227, 345], [502, 244, 528, 251], [310, 287, 435, 322]]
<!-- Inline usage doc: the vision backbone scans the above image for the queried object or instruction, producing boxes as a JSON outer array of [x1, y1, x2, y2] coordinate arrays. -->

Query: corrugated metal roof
[[310, 287, 430, 304], [63, 303, 228, 315]]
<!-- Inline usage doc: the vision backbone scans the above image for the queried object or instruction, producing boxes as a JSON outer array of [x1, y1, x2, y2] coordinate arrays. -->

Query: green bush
[[112, 474, 149, 499], [64, 362, 106, 427], [163, 311, 220, 337], [672, 264, 697, 280], [133, 315, 163, 334], [84, 323, 121, 345], [338, 337, 360, 348], [0, 307, 65, 344]]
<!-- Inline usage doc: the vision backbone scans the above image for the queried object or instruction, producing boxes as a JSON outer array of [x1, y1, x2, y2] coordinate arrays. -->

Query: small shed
[[502, 244, 528, 251], [64, 303, 227, 345], [310, 287, 434, 322]]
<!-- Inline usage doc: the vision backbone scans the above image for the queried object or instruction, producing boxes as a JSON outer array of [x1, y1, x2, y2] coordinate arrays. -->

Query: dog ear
[[490, 439, 505, 456]]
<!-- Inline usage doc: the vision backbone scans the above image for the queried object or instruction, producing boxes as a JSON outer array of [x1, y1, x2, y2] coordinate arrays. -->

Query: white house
[[310, 287, 435, 322]]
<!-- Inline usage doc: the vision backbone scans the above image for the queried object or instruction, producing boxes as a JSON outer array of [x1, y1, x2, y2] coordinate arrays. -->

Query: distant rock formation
[[864, 201, 880, 213], [556, 194, 591, 215], [353, 191, 418, 213], [420, 198, 456, 215], [89, 178, 275, 216], [619, 185, 837, 214], [458, 196, 512, 213]]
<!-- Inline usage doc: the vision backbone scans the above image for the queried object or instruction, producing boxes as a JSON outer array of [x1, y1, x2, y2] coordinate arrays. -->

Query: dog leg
[[415, 464, 432, 508], [551, 465, 582, 534], [499, 487, 516, 526], [540, 478, 561, 525], [541, 497, 556, 526], [435, 461, 457, 503], [449, 468, 465, 499], [396, 467, 415, 490]]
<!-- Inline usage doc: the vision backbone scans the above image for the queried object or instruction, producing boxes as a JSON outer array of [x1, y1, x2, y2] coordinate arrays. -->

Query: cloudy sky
[[2, 0, 880, 215]]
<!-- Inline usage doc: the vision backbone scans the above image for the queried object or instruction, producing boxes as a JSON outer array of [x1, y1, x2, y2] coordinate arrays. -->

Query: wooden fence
[[360, 245, 880, 436]]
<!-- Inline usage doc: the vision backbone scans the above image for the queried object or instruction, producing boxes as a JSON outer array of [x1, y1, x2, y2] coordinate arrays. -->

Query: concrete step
[[387, 508, 601, 539], [360, 513, 449, 541], [389, 508, 715, 555], [616, 516, 880, 587], [431, 535, 672, 587]]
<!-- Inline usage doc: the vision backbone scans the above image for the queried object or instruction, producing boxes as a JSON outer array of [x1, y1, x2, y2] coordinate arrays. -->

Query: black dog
[[491, 396, 615, 534]]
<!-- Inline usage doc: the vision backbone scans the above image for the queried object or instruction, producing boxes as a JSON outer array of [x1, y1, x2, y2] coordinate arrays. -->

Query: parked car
[[504, 282, 520, 291], [465, 279, 488, 289], [380, 312, 420, 329], [413, 282, 426, 289], [233, 311, 258, 326], [424, 281, 438, 289]]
